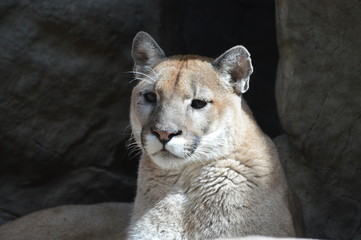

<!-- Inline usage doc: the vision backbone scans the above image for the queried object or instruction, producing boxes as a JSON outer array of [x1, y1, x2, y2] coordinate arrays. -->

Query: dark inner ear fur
[[132, 31, 165, 71], [213, 46, 253, 94], [230, 63, 247, 83], [133, 50, 150, 65]]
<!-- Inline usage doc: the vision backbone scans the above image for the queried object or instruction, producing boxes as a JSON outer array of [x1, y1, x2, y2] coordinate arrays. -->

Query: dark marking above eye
[[191, 99, 209, 109], [143, 92, 157, 103]]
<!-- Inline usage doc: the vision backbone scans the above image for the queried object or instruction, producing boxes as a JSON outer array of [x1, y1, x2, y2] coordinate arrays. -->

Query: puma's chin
[[150, 150, 188, 169]]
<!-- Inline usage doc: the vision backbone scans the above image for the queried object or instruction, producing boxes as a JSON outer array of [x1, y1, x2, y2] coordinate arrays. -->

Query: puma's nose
[[151, 127, 182, 143]]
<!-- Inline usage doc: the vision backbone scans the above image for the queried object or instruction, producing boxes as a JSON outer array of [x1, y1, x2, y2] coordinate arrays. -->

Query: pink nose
[[152, 128, 182, 143]]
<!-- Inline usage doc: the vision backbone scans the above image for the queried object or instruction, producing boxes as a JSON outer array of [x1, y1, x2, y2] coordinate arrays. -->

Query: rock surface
[[0, 202, 132, 240], [276, 0, 361, 239], [215, 237, 315, 240], [0, 0, 184, 225]]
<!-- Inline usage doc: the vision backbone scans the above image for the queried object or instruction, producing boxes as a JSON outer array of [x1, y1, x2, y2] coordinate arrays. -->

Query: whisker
[[144, 66, 160, 79], [127, 71, 158, 82], [127, 150, 142, 161], [126, 135, 142, 158], [129, 77, 153, 84]]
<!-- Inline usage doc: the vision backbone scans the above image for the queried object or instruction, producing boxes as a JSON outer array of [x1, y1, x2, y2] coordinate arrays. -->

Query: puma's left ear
[[213, 46, 253, 94], [132, 31, 165, 73]]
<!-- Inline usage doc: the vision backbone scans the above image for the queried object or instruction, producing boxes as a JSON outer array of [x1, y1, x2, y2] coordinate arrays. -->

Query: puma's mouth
[[152, 149, 183, 159], [140, 130, 204, 169]]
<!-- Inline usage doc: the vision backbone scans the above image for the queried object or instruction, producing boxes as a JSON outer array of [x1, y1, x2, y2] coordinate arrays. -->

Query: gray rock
[[275, 136, 361, 239], [0, 202, 133, 240], [215, 237, 317, 240], [0, 0, 184, 225], [275, 0, 361, 239]]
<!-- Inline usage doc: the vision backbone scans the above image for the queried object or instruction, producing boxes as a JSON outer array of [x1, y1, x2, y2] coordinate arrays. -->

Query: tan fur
[[128, 32, 302, 239]]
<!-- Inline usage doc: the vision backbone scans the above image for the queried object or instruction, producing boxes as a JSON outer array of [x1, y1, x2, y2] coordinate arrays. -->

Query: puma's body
[[127, 32, 300, 239], [129, 103, 295, 239]]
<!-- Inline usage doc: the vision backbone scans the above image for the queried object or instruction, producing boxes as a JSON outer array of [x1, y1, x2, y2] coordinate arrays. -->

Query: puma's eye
[[143, 92, 157, 103], [191, 99, 208, 109]]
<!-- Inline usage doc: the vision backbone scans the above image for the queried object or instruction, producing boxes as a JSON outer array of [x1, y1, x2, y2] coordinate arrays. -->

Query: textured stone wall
[[0, 0, 278, 225], [0, 0, 185, 225], [275, 0, 361, 239]]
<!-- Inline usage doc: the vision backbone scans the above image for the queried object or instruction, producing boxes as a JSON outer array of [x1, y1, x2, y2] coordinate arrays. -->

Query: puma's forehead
[[152, 55, 230, 96]]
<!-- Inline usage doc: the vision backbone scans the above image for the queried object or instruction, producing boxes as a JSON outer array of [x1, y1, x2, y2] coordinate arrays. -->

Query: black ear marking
[[131, 31, 166, 73], [213, 46, 253, 94]]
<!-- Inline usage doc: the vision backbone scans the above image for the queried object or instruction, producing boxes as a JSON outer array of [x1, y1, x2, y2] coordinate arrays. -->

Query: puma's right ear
[[213, 46, 253, 95], [132, 31, 165, 73]]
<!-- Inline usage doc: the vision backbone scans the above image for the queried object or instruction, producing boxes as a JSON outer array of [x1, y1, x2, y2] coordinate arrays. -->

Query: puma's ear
[[131, 31, 165, 73], [213, 46, 253, 94]]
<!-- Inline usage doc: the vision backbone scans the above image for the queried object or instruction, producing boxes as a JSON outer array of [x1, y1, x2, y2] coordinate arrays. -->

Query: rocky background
[[0, 0, 279, 226], [275, 0, 361, 239], [0, 0, 360, 239]]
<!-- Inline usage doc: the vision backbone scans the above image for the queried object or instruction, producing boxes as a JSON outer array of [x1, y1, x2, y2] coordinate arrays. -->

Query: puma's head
[[130, 31, 253, 169]]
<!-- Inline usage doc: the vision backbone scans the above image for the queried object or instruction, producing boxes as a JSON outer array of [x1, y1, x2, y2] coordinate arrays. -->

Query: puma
[[0, 32, 302, 240], [127, 32, 302, 239]]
